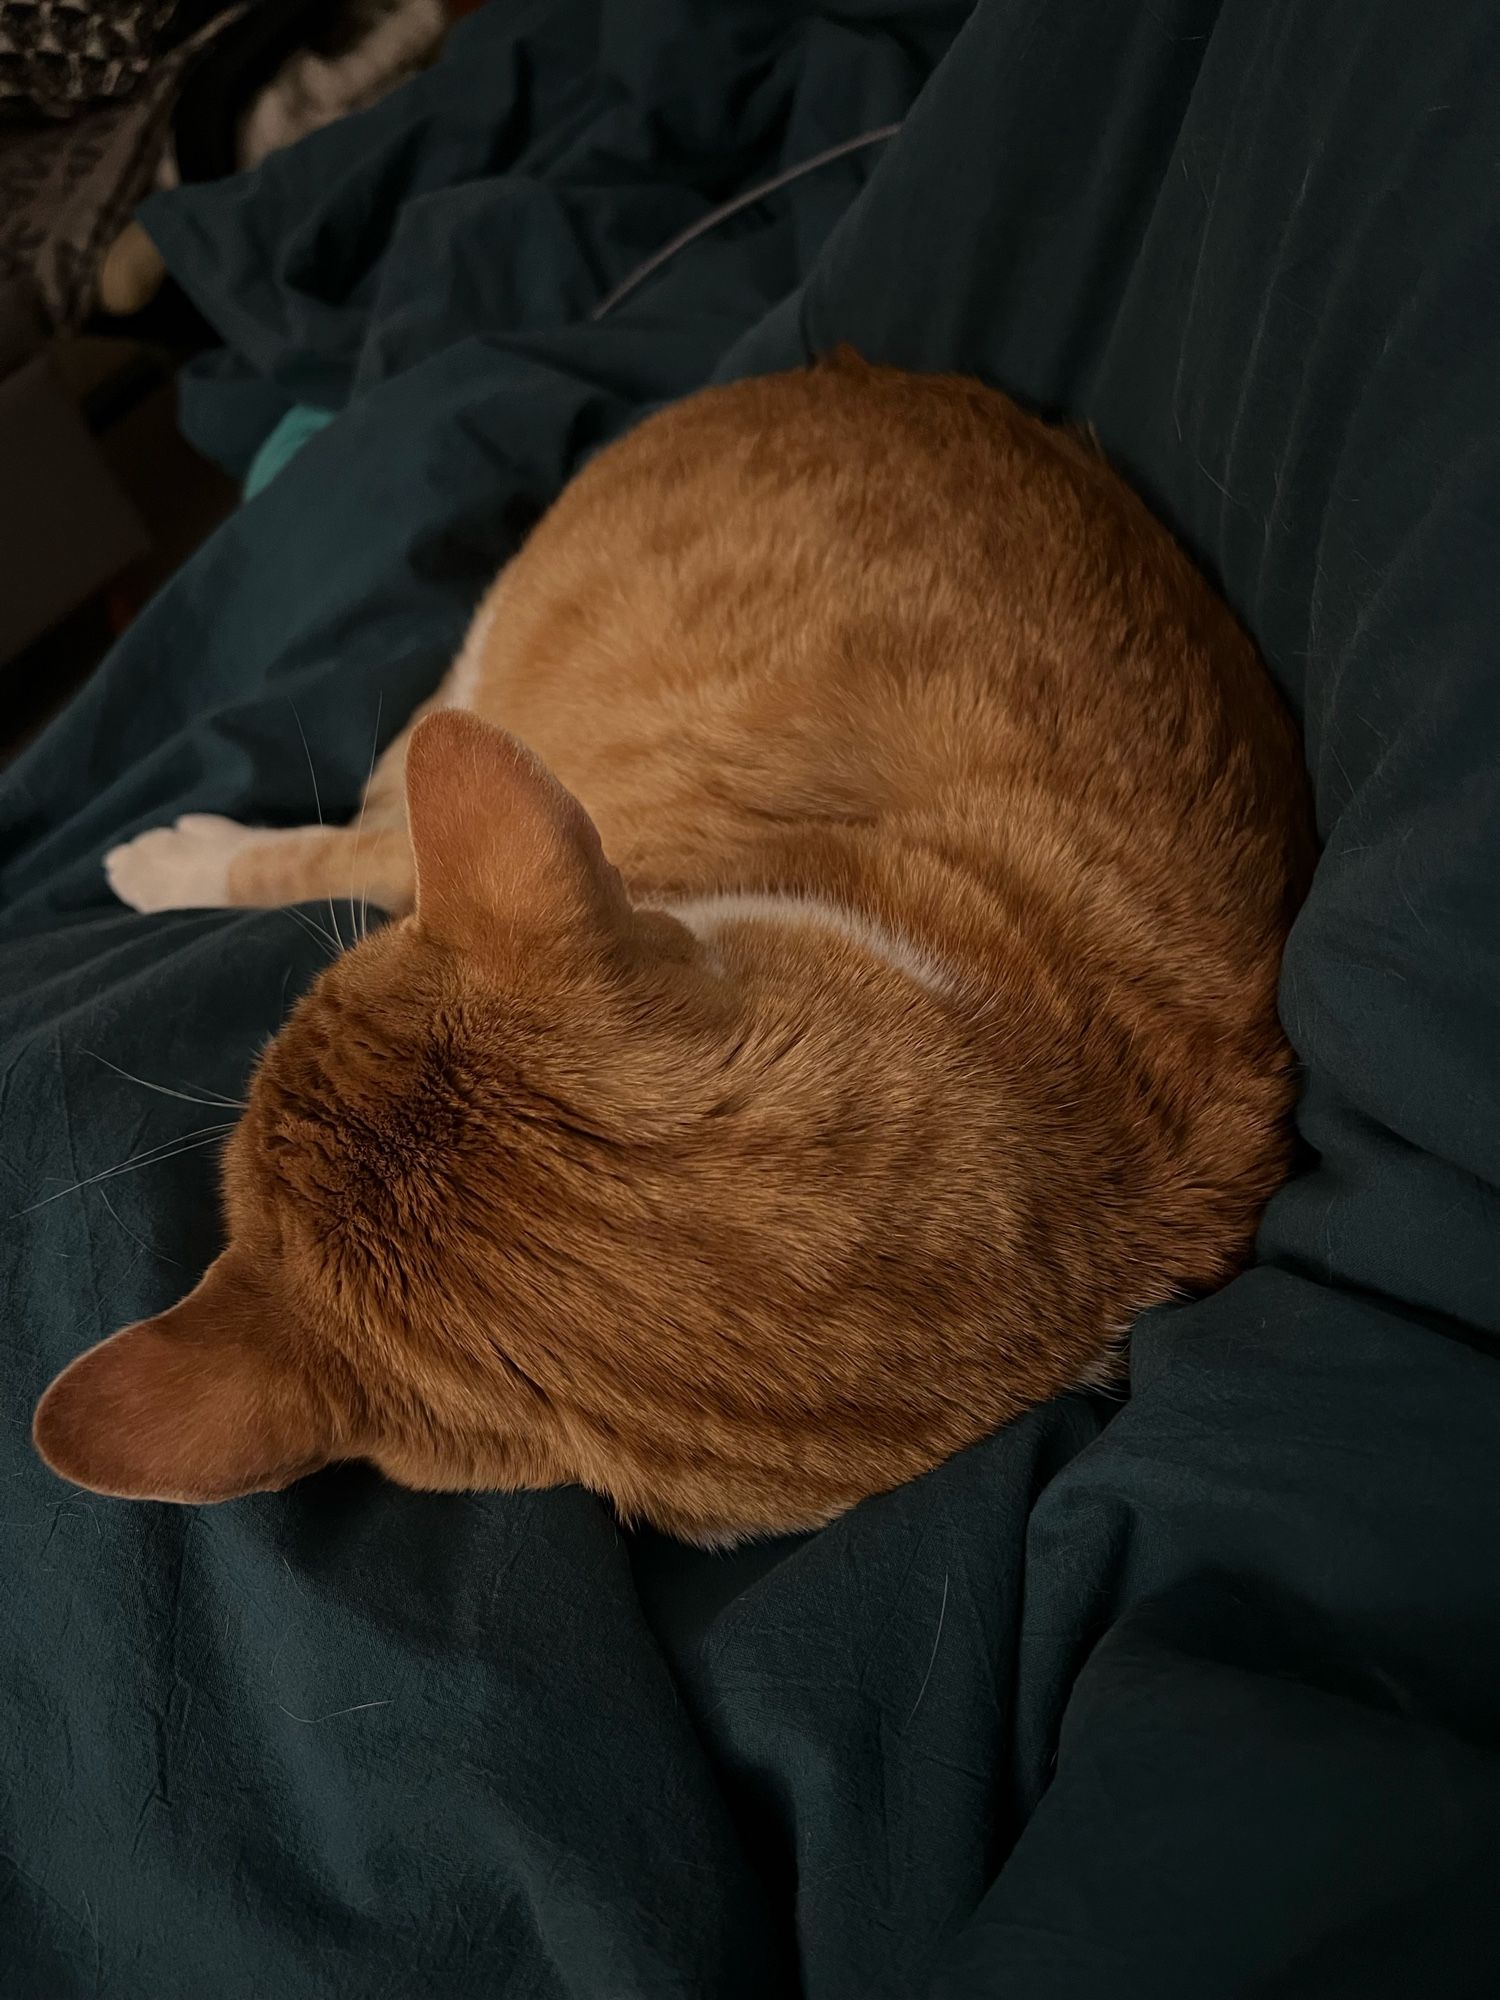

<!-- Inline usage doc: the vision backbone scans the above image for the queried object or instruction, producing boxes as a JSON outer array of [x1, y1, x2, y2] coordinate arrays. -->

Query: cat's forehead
[[250, 1020, 472, 1163], [255, 929, 473, 1100], [232, 930, 630, 1263]]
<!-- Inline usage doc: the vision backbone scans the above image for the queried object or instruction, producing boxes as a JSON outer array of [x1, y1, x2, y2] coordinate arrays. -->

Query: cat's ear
[[405, 710, 627, 948], [32, 1254, 331, 1504]]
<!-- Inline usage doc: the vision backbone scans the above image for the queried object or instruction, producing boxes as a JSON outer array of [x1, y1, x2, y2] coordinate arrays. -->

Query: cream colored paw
[[105, 813, 263, 912]]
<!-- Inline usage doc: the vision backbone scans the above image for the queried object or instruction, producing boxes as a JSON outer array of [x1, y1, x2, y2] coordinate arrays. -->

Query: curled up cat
[[33, 353, 1315, 1545]]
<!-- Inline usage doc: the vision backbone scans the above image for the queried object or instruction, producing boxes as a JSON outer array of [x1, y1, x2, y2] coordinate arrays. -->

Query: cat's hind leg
[[105, 712, 422, 920], [104, 621, 496, 921], [105, 814, 415, 919]]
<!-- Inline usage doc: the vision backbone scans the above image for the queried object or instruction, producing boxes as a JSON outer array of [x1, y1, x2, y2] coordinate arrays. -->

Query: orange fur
[[39, 357, 1314, 1542]]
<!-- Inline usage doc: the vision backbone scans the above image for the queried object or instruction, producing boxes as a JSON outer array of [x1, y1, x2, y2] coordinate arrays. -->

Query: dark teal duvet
[[3, 3, 1498, 1994]]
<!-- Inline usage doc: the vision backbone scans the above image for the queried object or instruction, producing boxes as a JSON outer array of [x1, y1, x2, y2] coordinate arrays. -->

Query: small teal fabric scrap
[[243, 404, 337, 499]]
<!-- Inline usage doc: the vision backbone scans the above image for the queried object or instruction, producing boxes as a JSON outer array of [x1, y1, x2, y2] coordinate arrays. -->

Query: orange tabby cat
[[35, 354, 1314, 1544]]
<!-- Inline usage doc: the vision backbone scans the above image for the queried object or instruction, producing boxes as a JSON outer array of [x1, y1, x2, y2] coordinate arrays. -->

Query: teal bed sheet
[[3, 3, 1498, 1994]]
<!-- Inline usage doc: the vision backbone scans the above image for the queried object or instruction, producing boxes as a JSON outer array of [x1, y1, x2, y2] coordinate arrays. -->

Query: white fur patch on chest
[[666, 891, 951, 995]]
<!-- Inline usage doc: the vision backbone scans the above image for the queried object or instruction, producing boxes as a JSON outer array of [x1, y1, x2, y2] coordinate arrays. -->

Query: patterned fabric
[[0, 0, 181, 119], [0, 7, 239, 331]]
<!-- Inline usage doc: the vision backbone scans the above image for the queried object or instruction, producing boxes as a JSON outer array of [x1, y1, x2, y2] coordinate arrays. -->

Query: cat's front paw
[[105, 814, 257, 912]]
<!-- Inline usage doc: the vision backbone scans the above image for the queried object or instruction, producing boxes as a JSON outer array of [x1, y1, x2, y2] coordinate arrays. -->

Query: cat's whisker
[[279, 905, 340, 961], [290, 700, 346, 953], [350, 692, 383, 950], [285, 907, 338, 955], [81, 1049, 247, 1111], [96, 1184, 186, 1266], [16, 1123, 237, 1217]]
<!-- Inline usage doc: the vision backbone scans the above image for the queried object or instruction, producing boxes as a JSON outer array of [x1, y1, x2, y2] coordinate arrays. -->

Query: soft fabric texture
[[2, 2, 1497, 1996]]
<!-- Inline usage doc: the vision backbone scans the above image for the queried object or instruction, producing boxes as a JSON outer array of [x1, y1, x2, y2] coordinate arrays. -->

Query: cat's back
[[453, 360, 1313, 1318], [478, 356, 1309, 936]]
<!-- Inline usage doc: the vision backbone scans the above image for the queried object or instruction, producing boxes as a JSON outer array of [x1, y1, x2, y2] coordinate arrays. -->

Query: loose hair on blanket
[[37, 358, 1314, 1542], [590, 123, 904, 320]]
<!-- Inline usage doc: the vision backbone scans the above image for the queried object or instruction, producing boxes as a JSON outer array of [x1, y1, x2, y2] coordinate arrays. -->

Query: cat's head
[[34, 713, 1005, 1542]]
